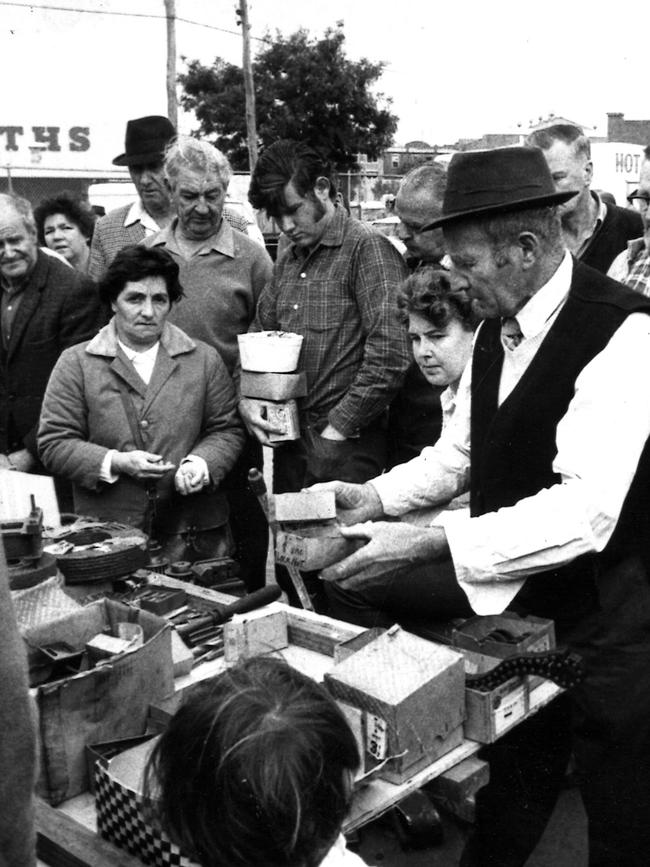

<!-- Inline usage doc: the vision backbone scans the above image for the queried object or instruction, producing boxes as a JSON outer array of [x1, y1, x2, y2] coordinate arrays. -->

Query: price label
[[366, 713, 387, 760]]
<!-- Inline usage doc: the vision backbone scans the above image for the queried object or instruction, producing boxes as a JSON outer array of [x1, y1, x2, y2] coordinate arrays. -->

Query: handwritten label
[[275, 532, 308, 568], [366, 713, 388, 760]]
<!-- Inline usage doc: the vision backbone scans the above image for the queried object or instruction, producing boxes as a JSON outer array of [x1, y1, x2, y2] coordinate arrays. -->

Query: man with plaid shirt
[[242, 140, 410, 502], [608, 148, 650, 295]]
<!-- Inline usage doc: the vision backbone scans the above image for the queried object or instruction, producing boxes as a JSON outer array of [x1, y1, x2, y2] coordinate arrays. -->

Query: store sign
[[0, 126, 90, 154], [0, 123, 124, 173]]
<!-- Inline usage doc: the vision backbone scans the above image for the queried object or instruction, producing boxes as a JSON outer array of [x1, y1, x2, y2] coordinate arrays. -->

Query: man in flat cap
[[89, 116, 257, 281], [317, 146, 650, 865]]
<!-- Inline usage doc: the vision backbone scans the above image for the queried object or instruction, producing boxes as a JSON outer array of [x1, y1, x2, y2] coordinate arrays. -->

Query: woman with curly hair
[[34, 191, 96, 273]]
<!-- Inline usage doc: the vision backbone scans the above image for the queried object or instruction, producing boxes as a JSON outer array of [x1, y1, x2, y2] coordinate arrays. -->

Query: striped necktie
[[501, 317, 523, 350]]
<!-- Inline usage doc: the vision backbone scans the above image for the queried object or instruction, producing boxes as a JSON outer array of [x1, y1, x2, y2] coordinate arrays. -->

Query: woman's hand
[[111, 450, 175, 480], [174, 458, 209, 495]]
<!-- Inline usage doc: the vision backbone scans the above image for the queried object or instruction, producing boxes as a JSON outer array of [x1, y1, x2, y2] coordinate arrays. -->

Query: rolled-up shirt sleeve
[[435, 312, 650, 614], [371, 359, 472, 512]]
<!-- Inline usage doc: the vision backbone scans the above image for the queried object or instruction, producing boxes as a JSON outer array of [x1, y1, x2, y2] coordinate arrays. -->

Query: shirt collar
[[592, 190, 607, 227], [289, 205, 347, 258], [626, 236, 649, 262], [124, 199, 161, 233], [151, 217, 235, 259], [117, 338, 160, 363], [514, 250, 573, 341]]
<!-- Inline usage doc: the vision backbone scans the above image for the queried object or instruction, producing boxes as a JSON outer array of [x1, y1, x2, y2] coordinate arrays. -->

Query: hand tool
[[248, 467, 314, 611], [175, 583, 281, 642]]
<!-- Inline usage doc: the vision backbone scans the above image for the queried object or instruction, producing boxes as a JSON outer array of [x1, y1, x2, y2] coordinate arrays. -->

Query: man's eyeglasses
[[627, 193, 650, 212]]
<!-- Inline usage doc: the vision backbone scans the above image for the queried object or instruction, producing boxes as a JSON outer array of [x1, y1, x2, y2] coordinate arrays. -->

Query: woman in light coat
[[38, 245, 245, 560]]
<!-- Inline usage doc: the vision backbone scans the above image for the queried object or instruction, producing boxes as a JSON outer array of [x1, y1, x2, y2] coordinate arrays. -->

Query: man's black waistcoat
[[469, 260, 650, 633]]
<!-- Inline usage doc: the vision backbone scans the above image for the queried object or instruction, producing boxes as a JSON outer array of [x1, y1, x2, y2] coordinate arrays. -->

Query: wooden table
[[35, 578, 560, 865]]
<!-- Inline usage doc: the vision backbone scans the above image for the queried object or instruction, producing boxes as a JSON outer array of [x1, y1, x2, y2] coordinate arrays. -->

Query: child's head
[[143, 656, 360, 867], [397, 266, 478, 389]]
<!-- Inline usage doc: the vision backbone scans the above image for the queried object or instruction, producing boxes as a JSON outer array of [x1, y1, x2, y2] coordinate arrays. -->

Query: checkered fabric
[[95, 763, 199, 867]]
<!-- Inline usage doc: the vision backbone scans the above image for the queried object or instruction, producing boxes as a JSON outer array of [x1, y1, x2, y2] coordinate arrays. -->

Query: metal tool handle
[[176, 585, 281, 639], [247, 467, 315, 612]]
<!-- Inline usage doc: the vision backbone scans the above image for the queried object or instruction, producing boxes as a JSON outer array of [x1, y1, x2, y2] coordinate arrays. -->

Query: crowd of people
[[4, 114, 650, 865]]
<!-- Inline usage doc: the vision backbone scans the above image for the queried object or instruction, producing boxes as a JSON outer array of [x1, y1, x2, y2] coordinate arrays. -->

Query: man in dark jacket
[[526, 121, 642, 272], [319, 147, 650, 866], [0, 193, 100, 475]]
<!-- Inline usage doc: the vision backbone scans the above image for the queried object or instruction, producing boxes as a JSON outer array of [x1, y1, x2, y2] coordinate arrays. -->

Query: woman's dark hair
[[249, 140, 337, 217], [98, 245, 183, 305], [396, 266, 478, 331], [143, 656, 359, 867], [33, 192, 97, 245]]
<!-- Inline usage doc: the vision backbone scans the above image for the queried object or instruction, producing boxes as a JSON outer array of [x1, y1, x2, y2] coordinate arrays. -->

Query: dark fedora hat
[[423, 146, 579, 230], [112, 115, 176, 167]]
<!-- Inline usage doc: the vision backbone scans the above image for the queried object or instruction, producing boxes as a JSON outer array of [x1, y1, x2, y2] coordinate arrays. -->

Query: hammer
[[248, 467, 314, 612]]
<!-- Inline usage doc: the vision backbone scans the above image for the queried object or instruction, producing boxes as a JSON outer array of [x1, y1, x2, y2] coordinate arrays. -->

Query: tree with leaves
[[179, 25, 398, 171]]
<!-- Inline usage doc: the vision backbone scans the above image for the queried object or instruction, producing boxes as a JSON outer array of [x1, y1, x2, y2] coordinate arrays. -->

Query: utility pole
[[237, 0, 258, 170], [164, 0, 178, 128]]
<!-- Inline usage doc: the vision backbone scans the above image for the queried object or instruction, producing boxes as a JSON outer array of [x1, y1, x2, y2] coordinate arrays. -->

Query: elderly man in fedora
[[89, 116, 255, 282], [316, 146, 650, 866]]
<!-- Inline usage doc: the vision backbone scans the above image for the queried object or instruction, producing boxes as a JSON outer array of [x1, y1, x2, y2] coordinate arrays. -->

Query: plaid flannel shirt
[[608, 237, 650, 297], [253, 207, 410, 437]]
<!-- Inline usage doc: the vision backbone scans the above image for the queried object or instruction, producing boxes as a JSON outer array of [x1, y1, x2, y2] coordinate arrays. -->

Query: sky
[[1, 0, 648, 172]]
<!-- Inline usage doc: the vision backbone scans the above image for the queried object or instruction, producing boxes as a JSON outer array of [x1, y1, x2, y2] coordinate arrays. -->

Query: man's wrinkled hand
[[238, 397, 284, 447], [111, 450, 175, 481], [319, 520, 448, 593], [308, 480, 384, 525]]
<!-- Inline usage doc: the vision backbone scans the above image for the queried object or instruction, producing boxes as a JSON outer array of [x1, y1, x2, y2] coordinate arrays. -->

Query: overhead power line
[[0, 0, 270, 41]]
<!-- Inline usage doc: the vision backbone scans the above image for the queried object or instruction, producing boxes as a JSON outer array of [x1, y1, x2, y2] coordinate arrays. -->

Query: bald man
[[0, 193, 100, 477]]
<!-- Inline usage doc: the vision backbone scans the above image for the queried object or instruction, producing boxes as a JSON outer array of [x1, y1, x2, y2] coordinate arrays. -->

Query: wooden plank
[[35, 797, 143, 867], [344, 741, 480, 832]]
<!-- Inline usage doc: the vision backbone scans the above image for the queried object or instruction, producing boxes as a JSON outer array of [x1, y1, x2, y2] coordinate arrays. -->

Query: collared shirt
[[116, 338, 159, 385], [574, 191, 607, 259], [1, 283, 26, 348], [371, 252, 650, 614], [144, 217, 273, 375], [607, 236, 650, 296], [253, 206, 410, 436], [124, 199, 161, 236], [99, 339, 161, 482]]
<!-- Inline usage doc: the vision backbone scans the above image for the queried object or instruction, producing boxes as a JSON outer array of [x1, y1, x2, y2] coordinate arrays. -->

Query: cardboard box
[[275, 523, 362, 570], [240, 370, 307, 400], [325, 626, 465, 783], [452, 614, 555, 658], [25, 599, 174, 805], [95, 738, 200, 867], [460, 647, 530, 743], [256, 399, 300, 442], [223, 608, 289, 662], [272, 490, 337, 523]]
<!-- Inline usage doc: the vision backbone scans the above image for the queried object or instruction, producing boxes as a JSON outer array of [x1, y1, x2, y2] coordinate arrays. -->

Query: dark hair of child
[[143, 656, 360, 867]]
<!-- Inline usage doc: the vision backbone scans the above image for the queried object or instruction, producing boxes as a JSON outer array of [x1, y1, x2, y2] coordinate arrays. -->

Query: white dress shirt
[[371, 252, 650, 614]]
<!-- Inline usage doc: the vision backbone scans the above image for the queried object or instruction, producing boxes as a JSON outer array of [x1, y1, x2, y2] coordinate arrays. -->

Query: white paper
[[0, 470, 61, 528]]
